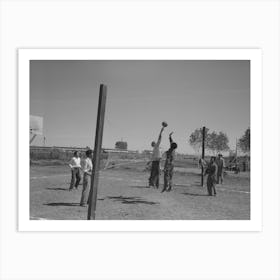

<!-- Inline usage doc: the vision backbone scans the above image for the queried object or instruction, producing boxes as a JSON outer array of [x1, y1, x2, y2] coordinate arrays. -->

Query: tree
[[207, 131, 229, 155], [115, 141, 128, 150], [189, 127, 210, 155], [238, 128, 250, 154]]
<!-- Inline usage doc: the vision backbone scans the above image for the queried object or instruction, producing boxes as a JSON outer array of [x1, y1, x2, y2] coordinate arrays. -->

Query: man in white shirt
[[148, 126, 165, 188], [80, 149, 93, 206], [69, 151, 81, 191]]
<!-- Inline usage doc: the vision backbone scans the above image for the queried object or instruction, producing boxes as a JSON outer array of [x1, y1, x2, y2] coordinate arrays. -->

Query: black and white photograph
[[2, 1, 280, 280], [26, 52, 253, 222]]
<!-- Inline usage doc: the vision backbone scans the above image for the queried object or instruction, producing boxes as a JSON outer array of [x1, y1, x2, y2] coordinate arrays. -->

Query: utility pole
[[87, 84, 107, 220], [201, 126, 206, 186]]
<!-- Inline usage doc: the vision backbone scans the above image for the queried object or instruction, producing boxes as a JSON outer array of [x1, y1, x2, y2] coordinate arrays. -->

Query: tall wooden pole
[[201, 126, 206, 186], [87, 84, 107, 220]]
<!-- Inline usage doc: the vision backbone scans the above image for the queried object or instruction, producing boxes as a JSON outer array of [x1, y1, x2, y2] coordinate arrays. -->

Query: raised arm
[[156, 127, 164, 146], [169, 132, 174, 145]]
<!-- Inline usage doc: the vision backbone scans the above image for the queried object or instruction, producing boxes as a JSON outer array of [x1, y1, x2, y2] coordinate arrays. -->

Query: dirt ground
[[30, 164, 250, 220]]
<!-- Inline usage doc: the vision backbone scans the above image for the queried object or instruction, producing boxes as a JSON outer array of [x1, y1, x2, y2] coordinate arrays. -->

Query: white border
[[18, 49, 262, 232]]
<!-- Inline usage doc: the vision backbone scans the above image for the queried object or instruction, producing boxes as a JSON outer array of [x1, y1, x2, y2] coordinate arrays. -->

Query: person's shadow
[[107, 195, 158, 205], [44, 202, 80, 207], [181, 192, 208, 197], [46, 187, 69, 191]]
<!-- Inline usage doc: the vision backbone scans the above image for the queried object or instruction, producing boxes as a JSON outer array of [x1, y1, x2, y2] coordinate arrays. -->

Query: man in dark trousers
[[80, 149, 93, 206], [216, 154, 225, 184], [69, 151, 81, 191], [148, 126, 165, 188], [162, 132, 178, 193], [206, 156, 218, 196]]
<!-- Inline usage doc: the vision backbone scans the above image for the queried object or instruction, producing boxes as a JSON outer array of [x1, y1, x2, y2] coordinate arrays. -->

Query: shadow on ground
[[181, 192, 208, 197], [46, 187, 69, 191], [129, 185, 159, 189], [44, 202, 81, 207], [107, 195, 159, 205]]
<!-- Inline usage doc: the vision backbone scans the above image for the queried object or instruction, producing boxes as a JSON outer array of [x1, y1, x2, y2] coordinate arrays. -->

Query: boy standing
[[80, 150, 93, 207], [162, 132, 178, 193], [216, 154, 225, 184], [206, 157, 218, 196], [69, 151, 81, 190]]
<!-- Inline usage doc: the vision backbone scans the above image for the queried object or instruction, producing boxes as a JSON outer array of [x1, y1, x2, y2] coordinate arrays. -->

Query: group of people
[[148, 126, 178, 193], [148, 126, 226, 196], [68, 150, 93, 207], [68, 127, 226, 205]]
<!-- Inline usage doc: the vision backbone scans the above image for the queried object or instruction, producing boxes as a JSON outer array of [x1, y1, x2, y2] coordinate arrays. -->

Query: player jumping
[[161, 132, 178, 193]]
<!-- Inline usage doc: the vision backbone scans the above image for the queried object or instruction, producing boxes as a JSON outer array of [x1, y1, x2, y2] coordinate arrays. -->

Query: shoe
[[80, 204, 87, 207], [161, 189, 166, 193]]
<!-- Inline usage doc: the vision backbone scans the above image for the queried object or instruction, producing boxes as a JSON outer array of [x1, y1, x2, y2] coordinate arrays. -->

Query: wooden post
[[87, 84, 107, 220], [201, 126, 206, 186]]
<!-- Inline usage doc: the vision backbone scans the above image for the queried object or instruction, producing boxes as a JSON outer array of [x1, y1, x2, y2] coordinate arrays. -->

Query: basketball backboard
[[30, 115, 43, 135]]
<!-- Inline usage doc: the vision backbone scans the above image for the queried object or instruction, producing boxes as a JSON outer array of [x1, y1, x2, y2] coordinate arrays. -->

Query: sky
[[30, 60, 250, 154]]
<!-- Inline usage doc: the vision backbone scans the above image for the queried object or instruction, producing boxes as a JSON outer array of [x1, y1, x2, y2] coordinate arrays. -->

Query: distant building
[[115, 141, 128, 150]]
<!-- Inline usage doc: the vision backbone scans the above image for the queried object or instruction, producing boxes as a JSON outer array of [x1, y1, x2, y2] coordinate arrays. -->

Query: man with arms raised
[[162, 132, 178, 193], [148, 124, 166, 188]]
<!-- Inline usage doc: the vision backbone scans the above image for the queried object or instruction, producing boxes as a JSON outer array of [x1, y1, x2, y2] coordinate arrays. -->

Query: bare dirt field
[[30, 162, 250, 220]]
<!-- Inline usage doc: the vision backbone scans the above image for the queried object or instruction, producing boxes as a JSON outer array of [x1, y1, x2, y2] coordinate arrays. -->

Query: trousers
[[149, 160, 160, 188], [69, 167, 81, 190], [80, 173, 91, 206], [207, 175, 217, 196], [162, 167, 173, 192]]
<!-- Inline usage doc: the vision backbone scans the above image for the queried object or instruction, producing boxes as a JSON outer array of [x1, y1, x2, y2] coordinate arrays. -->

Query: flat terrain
[[30, 162, 250, 220]]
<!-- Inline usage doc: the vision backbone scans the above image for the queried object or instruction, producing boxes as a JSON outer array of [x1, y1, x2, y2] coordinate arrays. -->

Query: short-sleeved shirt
[[82, 157, 93, 175], [69, 157, 81, 168], [151, 138, 162, 161]]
